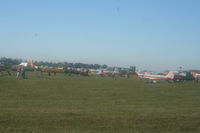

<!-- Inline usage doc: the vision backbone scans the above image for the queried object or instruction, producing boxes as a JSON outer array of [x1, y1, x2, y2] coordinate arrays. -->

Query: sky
[[0, 0, 200, 71]]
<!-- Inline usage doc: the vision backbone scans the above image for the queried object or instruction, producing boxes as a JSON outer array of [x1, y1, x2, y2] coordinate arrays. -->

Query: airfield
[[0, 72, 200, 133]]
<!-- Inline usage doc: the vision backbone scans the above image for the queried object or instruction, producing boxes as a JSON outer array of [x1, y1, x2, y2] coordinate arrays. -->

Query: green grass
[[0, 72, 200, 133]]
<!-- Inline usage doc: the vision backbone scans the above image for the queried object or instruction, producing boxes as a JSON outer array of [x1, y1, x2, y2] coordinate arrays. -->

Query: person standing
[[16, 65, 21, 78], [21, 66, 26, 79]]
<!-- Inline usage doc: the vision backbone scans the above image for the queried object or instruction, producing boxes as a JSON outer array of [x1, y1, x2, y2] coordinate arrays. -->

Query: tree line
[[0, 57, 108, 69]]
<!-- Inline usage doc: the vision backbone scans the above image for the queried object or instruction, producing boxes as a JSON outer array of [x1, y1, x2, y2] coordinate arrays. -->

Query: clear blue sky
[[0, 0, 200, 71]]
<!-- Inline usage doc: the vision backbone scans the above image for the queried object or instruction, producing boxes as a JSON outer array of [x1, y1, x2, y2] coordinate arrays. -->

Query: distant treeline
[[0, 57, 108, 69], [0, 57, 23, 66], [34, 61, 108, 69]]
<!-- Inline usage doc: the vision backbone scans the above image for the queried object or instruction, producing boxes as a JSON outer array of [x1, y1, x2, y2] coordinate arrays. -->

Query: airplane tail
[[136, 72, 144, 78], [167, 72, 174, 79], [28, 60, 34, 68]]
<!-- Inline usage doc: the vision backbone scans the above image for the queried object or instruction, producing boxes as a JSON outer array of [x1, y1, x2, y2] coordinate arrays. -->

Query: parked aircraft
[[40, 67, 64, 73], [137, 71, 175, 83], [18, 60, 34, 68], [172, 71, 194, 82]]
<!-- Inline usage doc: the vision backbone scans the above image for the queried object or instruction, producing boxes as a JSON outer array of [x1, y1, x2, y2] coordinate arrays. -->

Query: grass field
[[0, 72, 200, 133]]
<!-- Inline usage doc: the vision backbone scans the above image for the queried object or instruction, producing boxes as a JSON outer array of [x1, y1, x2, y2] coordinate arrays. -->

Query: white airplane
[[137, 71, 175, 83], [19, 60, 34, 68]]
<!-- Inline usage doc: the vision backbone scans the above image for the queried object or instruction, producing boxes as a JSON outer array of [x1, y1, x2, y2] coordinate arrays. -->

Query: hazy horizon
[[1, 0, 200, 71]]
